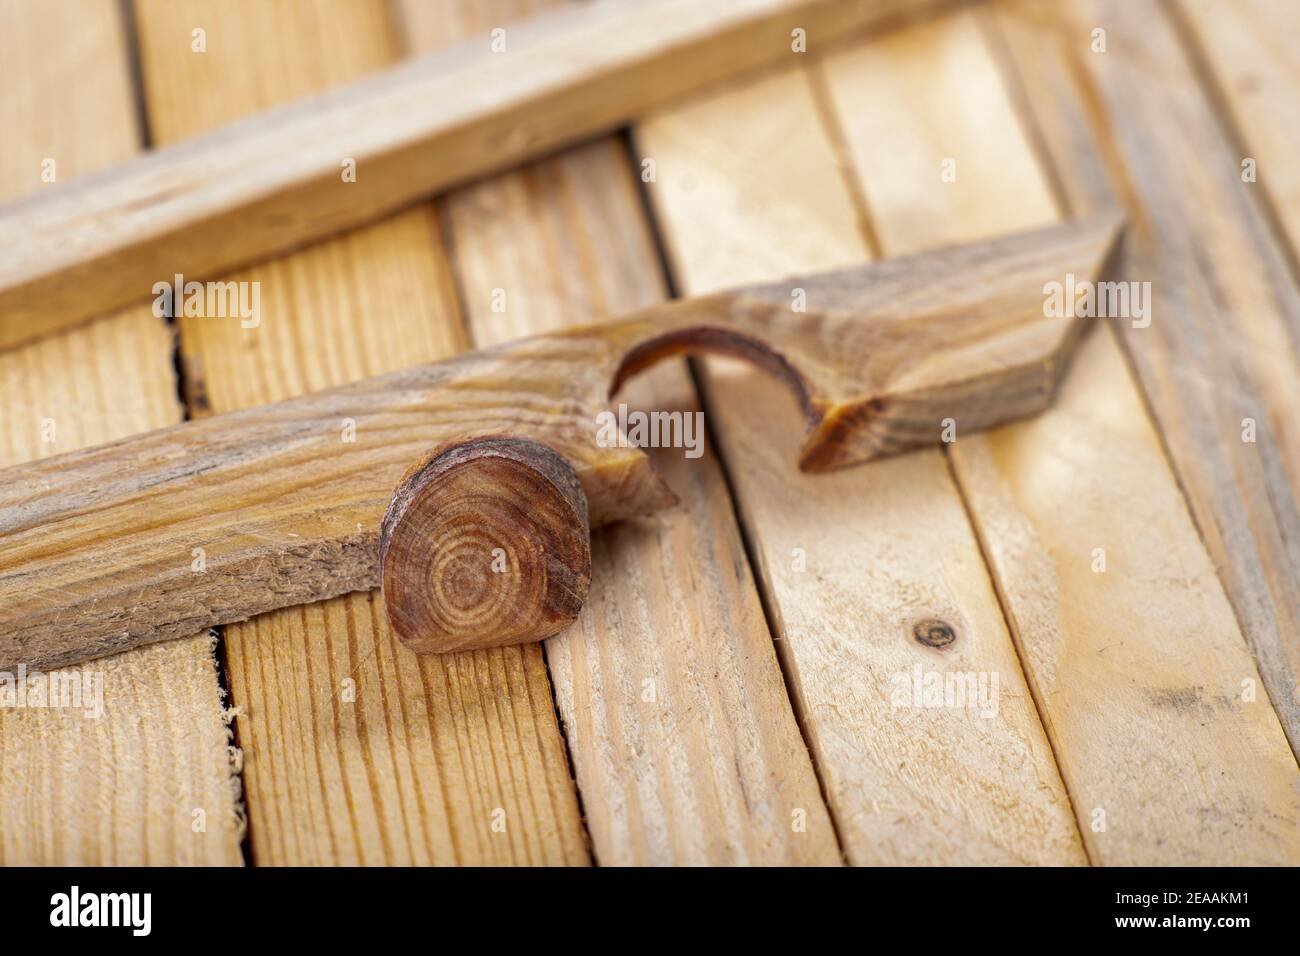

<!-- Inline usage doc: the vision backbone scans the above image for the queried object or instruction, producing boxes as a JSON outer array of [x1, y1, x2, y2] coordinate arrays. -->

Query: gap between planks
[[1162, 1, 1300, 273], [122, 0, 254, 868], [825, 5, 1298, 864], [0, 0, 242, 866], [133, 0, 588, 866], [621, 115, 854, 857], [635, 11, 1085, 864], [974, 1, 1299, 862], [990, 0, 1300, 763], [406, 0, 842, 866], [639, 1, 1300, 865]]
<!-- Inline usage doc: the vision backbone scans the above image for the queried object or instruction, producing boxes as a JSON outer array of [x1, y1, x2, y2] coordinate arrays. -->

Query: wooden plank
[[954, 329, 1300, 864], [822, 12, 1062, 252], [133, 0, 586, 865], [827, 6, 1300, 864], [636, 32, 1085, 862], [0, 0, 949, 351], [0, 215, 1117, 673], [404, 0, 840, 865], [0, 0, 241, 865], [1174, 0, 1300, 256], [990, 0, 1300, 760]]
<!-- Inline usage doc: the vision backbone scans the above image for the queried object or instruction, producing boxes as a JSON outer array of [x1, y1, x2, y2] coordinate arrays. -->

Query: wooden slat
[[133, 0, 587, 865], [0, 213, 1120, 675], [0, 0, 241, 865], [822, 12, 1060, 251], [827, 6, 1300, 864], [1175, 0, 1300, 256], [0, 0, 950, 351], [991, 0, 1300, 761], [403, 0, 840, 865], [635, 27, 1084, 862]]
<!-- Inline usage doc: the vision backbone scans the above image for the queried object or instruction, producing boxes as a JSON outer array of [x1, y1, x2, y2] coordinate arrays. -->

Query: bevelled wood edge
[[0, 215, 1121, 671]]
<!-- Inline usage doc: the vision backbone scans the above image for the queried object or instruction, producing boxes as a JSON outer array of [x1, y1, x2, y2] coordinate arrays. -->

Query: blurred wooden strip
[[0, 0, 949, 350], [133, 0, 587, 865], [635, 22, 1084, 862], [1175, 0, 1300, 256], [992, 0, 1300, 761], [830, 6, 1299, 864], [403, 0, 840, 865], [0, 0, 241, 866]]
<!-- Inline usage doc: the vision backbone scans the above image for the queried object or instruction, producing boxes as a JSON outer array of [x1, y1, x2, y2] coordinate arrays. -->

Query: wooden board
[[0, 0, 241, 866], [1175, 0, 1300, 257], [0, 213, 1119, 674], [990, 0, 1300, 762], [133, 0, 587, 865], [825, 5, 1300, 864], [10, 0, 1293, 869], [404, 0, 840, 865], [0, 0, 949, 350], [636, 22, 1084, 863]]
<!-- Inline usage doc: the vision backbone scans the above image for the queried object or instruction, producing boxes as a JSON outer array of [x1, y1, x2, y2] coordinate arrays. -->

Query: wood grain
[[0, 0, 948, 350], [991, 0, 1300, 761], [1175, 0, 1300, 257], [0, 0, 241, 866], [834, 5, 1300, 864], [380, 437, 592, 653], [407, 0, 844, 864], [635, 20, 1086, 863], [0, 218, 1114, 674], [133, 0, 586, 865]]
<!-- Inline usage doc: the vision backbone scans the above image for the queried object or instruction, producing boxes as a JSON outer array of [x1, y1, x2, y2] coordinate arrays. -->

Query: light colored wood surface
[[956, 325, 1300, 864], [832, 5, 1300, 864], [1176, 0, 1300, 256], [0, 0, 241, 866], [824, 10, 1055, 251], [0, 213, 1118, 674], [636, 19, 1085, 863], [0, 0, 947, 350], [992, 0, 1300, 762], [8, 0, 1292, 868], [134, 0, 587, 865], [407, 0, 840, 865]]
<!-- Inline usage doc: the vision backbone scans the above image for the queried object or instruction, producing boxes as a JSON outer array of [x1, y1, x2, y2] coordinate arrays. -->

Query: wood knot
[[380, 437, 591, 654], [912, 619, 956, 649]]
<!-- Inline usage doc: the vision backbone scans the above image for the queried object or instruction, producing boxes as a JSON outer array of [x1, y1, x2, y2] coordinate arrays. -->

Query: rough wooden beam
[[0, 0, 948, 350], [0, 216, 1117, 674], [133, 0, 586, 867], [411, 0, 838, 867], [0, 0, 242, 866]]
